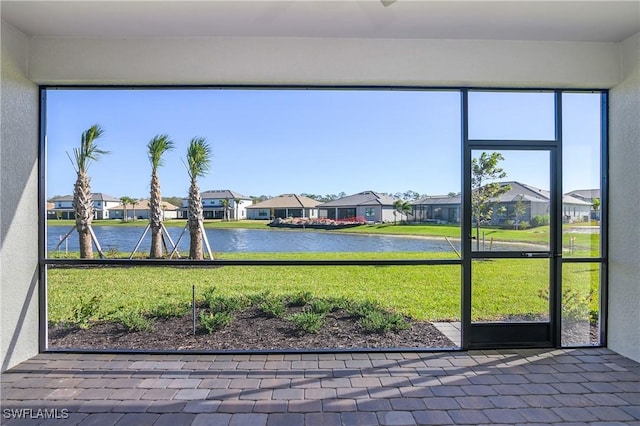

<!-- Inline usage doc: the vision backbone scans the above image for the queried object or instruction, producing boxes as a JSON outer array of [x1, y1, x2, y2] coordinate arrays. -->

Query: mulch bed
[[49, 307, 456, 351]]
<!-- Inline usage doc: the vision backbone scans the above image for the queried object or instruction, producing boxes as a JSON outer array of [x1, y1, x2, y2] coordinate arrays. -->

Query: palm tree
[[221, 198, 230, 221], [69, 124, 109, 258], [393, 199, 412, 224], [119, 196, 133, 221], [185, 137, 212, 259], [147, 134, 175, 258], [129, 198, 138, 220], [234, 197, 241, 221]]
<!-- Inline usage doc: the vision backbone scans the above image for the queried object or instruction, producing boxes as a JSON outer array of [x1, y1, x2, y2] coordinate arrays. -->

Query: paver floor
[[1, 348, 639, 425]]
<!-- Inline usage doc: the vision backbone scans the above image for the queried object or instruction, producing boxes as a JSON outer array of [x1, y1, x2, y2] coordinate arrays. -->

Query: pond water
[[47, 224, 534, 254]]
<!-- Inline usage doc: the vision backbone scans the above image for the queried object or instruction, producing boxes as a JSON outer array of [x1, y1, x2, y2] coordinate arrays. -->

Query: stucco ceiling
[[1, 1, 639, 42]]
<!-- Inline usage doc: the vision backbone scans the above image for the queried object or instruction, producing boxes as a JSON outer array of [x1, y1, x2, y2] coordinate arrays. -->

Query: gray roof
[[413, 194, 461, 206], [246, 194, 320, 209], [199, 190, 251, 200], [567, 189, 601, 201], [317, 191, 397, 208], [50, 193, 119, 202], [414, 182, 591, 206]]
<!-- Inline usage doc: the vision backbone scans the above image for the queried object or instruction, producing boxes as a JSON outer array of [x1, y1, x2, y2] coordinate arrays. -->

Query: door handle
[[521, 252, 551, 258]]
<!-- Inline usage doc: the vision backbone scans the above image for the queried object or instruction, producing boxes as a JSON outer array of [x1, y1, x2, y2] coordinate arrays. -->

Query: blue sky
[[45, 88, 601, 201]]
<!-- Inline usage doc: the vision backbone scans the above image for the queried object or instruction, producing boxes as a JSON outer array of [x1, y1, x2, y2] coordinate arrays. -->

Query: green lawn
[[47, 252, 599, 325]]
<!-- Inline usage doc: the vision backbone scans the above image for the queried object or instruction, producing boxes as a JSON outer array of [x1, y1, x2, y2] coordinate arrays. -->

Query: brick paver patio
[[1, 348, 639, 425]]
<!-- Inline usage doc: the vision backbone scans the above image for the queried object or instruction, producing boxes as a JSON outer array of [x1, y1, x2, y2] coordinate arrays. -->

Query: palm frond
[[186, 137, 213, 179], [71, 124, 109, 173], [147, 134, 175, 171]]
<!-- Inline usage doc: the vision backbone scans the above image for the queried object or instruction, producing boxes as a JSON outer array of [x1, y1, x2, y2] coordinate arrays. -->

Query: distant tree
[[403, 190, 421, 201], [447, 192, 458, 197], [120, 196, 133, 220], [130, 198, 138, 220], [393, 199, 412, 224], [471, 152, 511, 250], [162, 196, 183, 208], [513, 194, 526, 230], [68, 124, 109, 259], [185, 137, 213, 259], [233, 197, 241, 221], [251, 195, 271, 204], [221, 198, 230, 221], [147, 134, 175, 258]]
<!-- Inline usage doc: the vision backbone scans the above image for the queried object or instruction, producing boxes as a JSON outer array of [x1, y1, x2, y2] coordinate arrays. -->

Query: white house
[[181, 190, 252, 220], [48, 193, 120, 220]]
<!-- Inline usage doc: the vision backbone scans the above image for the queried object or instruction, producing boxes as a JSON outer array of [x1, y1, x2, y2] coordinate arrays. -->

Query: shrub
[[531, 214, 550, 227], [519, 221, 530, 230], [359, 311, 410, 334], [115, 310, 152, 332], [206, 294, 247, 313], [199, 311, 232, 333], [259, 296, 287, 318], [148, 302, 189, 319], [347, 300, 383, 318], [309, 299, 332, 315], [287, 312, 324, 334], [247, 291, 271, 305], [287, 291, 313, 307], [503, 219, 514, 230], [72, 295, 101, 329]]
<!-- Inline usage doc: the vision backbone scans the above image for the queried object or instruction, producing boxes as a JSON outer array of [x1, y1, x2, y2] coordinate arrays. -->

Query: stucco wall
[[608, 32, 640, 362], [28, 37, 620, 88], [0, 22, 40, 371]]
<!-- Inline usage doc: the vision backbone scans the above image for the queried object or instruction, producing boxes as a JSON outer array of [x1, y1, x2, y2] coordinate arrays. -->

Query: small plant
[[287, 291, 313, 307], [72, 295, 101, 329], [199, 311, 232, 333], [115, 310, 152, 332], [148, 302, 189, 319], [106, 246, 120, 258], [247, 291, 271, 305], [259, 296, 287, 318], [539, 288, 593, 322], [359, 310, 410, 334], [205, 292, 247, 313], [347, 299, 382, 318], [287, 311, 324, 334], [309, 298, 332, 315]]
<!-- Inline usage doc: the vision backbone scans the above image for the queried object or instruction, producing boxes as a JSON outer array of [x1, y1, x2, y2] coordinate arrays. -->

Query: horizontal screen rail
[[42, 259, 462, 267]]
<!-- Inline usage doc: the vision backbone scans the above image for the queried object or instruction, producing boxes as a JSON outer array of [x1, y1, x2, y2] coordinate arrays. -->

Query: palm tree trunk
[[149, 173, 163, 258], [73, 171, 93, 258], [188, 178, 203, 259]]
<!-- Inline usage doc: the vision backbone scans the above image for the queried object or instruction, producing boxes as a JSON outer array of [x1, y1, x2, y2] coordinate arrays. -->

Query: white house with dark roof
[[48, 193, 120, 220], [180, 190, 252, 220], [316, 191, 398, 223], [246, 194, 320, 220]]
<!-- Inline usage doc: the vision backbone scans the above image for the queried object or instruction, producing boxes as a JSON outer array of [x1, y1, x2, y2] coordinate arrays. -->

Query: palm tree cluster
[[69, 125, 213, 259]]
